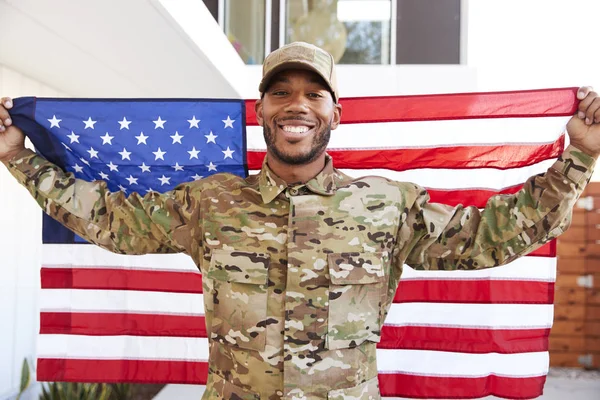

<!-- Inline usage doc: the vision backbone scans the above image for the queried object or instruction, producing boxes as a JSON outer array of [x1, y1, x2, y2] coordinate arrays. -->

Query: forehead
[[270, 69, 329, 89]]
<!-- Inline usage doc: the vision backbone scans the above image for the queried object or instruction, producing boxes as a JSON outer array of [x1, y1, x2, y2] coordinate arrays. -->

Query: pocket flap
[[208, 249, 269, 285], [328, 252, 386, 284]]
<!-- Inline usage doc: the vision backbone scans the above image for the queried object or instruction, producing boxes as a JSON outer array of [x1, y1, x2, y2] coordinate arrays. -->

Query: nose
[[283, 92, 309, 114]]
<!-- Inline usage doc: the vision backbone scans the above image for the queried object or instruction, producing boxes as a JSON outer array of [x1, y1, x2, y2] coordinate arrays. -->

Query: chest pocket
[[326, 252, 387, 350], [207, 249, 270, 351]]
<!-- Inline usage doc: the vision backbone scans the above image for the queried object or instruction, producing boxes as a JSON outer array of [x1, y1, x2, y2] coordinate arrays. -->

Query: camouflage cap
[[259, 42, 339, 103]]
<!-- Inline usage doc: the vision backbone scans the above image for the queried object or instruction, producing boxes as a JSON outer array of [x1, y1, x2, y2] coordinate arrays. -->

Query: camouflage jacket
[[4, 145, 595, 400]]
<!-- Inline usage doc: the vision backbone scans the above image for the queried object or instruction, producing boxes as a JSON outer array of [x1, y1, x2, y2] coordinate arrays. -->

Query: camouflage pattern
[[3, 145, 595, 399]]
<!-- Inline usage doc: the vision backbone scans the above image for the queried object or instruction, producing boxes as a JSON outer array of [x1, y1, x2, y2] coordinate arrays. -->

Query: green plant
[[39, 382, 112, 400], [108, 384, 132, 400], [16, 358, 31, 400]]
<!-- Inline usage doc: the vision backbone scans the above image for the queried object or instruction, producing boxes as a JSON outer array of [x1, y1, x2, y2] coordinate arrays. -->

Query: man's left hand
[[567, 86, 600, 158]]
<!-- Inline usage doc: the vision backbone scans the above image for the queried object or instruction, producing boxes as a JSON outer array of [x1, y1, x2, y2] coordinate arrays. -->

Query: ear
[[330, 103, 342, 130], [255, 99, 264, 126]]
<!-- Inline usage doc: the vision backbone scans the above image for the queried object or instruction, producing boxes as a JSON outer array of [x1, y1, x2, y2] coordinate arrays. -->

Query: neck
[[266, 151, 327, 184]]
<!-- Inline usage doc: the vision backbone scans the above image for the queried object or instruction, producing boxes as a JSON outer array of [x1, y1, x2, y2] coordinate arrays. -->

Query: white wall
[[0, 65, 67, 400]]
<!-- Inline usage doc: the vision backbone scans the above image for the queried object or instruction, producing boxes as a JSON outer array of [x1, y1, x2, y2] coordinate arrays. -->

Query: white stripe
[[385, 303, 553, 328], [39, 289, 204, 315], [37, 335, 209, 361], [376, 349, 549, 377], [36, 335, 547, 378], [42, 244, 199, 272], [251, 158, 556, 190], [246, 117, 568, 150], [401, 257, 556, 281]]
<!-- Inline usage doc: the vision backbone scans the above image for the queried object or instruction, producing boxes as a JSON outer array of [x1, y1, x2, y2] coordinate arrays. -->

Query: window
[[223, 0, 267, 64]]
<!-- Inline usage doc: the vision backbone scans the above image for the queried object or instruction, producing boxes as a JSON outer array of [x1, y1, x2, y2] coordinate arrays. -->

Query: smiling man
[[1, 42, 600, 400]]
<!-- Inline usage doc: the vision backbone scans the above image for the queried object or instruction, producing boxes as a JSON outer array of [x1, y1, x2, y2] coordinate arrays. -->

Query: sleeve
[[402, 145, 596, 270], [3, 149, 202, 256]]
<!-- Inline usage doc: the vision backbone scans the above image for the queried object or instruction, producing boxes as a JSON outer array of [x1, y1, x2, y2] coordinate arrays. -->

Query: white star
[[187, 146, 200, 159], [135, 132, 149, 145], [222, 146, 235, 159], [98, 171, 109, 180], [205, 131, 218, 144], [138, 163, 151, 173], [158, 175, 171, 186], [107, 161, 119, 172], [187, 116, 200, 128], [118, 148, 132, 160], [207, 162, 217, 172], [118, 117, 131, 130], [192, 174, 203, 180], [67, 131, 80, 144], [72, 164, 83, 173], [80, 157, 90, 166], [87, 147, 99, 159], [83, 117, 97, 129], [61, 143, 72, 152], [106, 161, 119, 172], [100, 132, 114, 145], [145, 188, 155, 193], [222, 116, 235, 128], [126, 175, 139, 185], [118, 184, 128, 193], [153, 117, 166, 129], [153, 147, 166, 160], [48, 115, 61, 128], [170, 131, 184, 144], [172, 162, 184, 171]]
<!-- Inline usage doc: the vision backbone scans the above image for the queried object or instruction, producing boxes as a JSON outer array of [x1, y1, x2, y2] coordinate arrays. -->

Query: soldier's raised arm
[[0, 97, 200, 255]]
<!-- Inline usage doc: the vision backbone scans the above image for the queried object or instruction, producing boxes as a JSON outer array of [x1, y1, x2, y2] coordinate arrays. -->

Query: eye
[[272, 90, 288, 96], [308, 93, 323, 98]]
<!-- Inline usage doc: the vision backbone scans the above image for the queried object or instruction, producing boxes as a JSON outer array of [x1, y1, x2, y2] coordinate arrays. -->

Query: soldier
[[1, 42, 599, 399]]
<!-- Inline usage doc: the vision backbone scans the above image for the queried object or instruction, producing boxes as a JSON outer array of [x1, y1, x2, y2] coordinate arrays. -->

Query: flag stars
[[72, 164, 83, 173], [87, 147, 99, 159], [153, 117, 166, 129], [67, 131, 80, 143], [135, 132, 149, 145], [126, 175, 139, 185], [158, 175, 171, 186], [119, 148, 132, 160], [98, 171, 109, 180], [188, 116, 200, 128], [153, 147, 166, 160], [118, 117, 132, 130], [100, 132, 114, 145], [222, 116, 235, 128], [83, 117, 97, 129], [222, 146, 235, 159], [188, 147, 200, 160], [207, 162, 217, 172], [107, 161, 119, 172], [80, 157, 90, 166], [205, 131, 217, 144], [139, 163, 151, 173], [170, 131, 184, 144], [192, 173, 203, 180], [61, 143, 72, 152], [118, 184, 128, 193], [172, 163, 184, 171], [48, 115, 62, 128]]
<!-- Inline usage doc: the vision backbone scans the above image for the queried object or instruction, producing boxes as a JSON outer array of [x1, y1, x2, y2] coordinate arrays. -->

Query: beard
[[263, 120, 331, 165]]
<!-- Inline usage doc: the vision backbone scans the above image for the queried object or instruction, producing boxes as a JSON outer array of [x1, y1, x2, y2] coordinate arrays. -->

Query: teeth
[[283, 125, 310, 133]]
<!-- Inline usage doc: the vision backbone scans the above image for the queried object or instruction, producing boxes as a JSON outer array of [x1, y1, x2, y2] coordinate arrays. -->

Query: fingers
[[0, 97, 13, 133], [577, 87, 600, 125]]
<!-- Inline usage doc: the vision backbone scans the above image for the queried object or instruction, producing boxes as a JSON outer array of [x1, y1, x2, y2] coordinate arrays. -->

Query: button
[[289, 188, 299, 196]]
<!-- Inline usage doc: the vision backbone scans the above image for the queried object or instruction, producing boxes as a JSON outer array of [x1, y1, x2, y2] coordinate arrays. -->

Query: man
[[0, 42, 599, 399]]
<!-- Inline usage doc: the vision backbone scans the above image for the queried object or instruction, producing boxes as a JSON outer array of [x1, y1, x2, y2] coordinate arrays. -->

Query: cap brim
[[258, 60, 336, 102]]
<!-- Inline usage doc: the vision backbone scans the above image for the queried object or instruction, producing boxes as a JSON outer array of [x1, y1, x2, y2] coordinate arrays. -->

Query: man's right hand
[[0, 97, 26, 162]]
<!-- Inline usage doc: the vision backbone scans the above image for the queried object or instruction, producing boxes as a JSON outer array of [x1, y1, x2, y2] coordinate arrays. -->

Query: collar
[[258, 154, 342, 204]]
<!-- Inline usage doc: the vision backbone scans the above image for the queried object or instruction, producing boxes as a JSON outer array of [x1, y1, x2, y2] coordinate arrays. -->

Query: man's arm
[[0, 97, 200, 255]]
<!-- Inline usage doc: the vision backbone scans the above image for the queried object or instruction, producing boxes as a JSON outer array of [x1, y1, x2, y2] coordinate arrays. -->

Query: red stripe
[[36, 358, 545, 398], [377, 373, 546, 399], [41, 267, 202, 293], [247, 138, 565, 171], [37, 358, 209, 384], [379, 326, 549, 353], [39, 312, 548, 354], [395, 280, 555, 304], [245, 87, 577, 125]]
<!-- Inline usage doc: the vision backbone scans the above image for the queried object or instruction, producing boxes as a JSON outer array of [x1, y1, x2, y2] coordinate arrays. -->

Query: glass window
[[285, 0, 392, 64], [224, 0, 266, 64]]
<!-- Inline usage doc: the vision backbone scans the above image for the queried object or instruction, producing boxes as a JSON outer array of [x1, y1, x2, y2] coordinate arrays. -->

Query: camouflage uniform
[[3, 144, 595, 399]]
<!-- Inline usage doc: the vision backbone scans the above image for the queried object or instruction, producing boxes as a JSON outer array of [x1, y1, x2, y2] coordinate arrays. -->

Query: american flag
[[11, 88, 577, 399]]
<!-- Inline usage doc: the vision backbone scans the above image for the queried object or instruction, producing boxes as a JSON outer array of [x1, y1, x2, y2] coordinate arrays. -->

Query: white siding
[[0, 65, 68, 399]]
